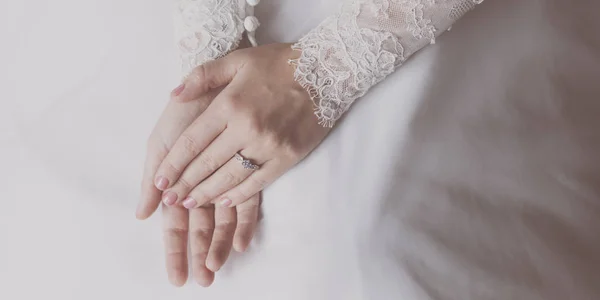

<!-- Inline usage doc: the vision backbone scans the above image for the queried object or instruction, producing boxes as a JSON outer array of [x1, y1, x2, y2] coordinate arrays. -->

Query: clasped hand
[[137, 43, 330, 286]]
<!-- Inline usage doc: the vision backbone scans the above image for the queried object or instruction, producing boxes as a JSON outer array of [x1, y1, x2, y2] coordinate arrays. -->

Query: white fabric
[[292, 0, 483, 126], [2, 0, 600, 299], [175, 0, 253, 76]]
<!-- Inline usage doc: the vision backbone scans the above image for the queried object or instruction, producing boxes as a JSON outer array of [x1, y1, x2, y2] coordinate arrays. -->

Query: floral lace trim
[[175, 0, 247, 77], [291, 0, 484, 127]]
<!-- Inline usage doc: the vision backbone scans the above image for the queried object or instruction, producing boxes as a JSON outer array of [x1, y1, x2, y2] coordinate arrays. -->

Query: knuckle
[[189, 65, 207, 85], [233, 187, 251, 201], [281, 141, 304, 159], [245, 117, 263, 135], [263, 133, 283, 149], [180, 134, 201, 157], [249, 176, 269, 191], [197, 154, 219, 174], [240, 116, 266, 139], [163, 160, 182, 176], [220, 171, 238, 185], [175, 176, 195, 191], [164, 228, 188, 253], [146, 136, 167, 154], [243, 124, 260, 139], [165, 227, 188, 236], [215, 219, 236, 231], [218, 95, 242, 116], [237, 199, 260, 213], [191, 227, 214, 241], [190, 189, 211, 205]]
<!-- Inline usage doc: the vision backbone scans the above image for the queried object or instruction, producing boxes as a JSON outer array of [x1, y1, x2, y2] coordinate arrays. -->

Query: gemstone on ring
[[234, 153, 260, 170]]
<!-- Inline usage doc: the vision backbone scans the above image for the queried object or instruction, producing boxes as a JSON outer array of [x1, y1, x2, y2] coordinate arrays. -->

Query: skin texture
[[153, 43, 331, 210], [138, 91, 260, 287], [137, 43, 329, 287]]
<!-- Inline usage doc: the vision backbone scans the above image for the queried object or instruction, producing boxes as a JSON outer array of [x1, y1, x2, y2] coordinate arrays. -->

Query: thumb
[[172, 54, 243, 102]]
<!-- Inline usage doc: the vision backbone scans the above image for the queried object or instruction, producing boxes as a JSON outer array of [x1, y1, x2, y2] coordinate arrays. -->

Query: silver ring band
[[234, 153, 260, 170]]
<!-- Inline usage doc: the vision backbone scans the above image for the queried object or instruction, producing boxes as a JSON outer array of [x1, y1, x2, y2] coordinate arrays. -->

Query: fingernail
[[182, 197, 198, 209], [155, 176, 169, 191], [162, 191, 178, 206], [172, 83, 185, 96], [219, 198, 232, 207]]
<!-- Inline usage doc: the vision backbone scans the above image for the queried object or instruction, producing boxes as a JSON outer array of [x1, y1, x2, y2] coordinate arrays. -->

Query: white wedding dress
[[2, 0, 600, 299]]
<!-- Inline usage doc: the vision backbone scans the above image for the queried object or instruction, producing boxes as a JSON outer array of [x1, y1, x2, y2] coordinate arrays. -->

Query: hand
[[137, 92, 260, 287], [154, 43, 330, 209]]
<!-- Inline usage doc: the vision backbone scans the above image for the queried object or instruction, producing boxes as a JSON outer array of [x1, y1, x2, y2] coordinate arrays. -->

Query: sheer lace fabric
[[174, 0, 249, 77], [291, 0, 484, 127]]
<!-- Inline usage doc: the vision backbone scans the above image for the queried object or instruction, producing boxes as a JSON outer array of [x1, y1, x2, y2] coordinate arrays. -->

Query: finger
[[173, 53, 245, 103], [189, 206, 216, 287], [154, 112, 226, 193], [137, 145, 165, 219], [206, 205, 236, 272], [137, 92, 217, 219], [181, 150, 263, 209], [166, 131, 244, 206], [233, 193, 260, 252], [220, 159, 283, 207], [162, 204, 190, 287]]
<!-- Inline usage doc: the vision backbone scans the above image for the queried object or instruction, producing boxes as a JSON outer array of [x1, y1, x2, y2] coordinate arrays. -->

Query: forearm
[[174, 0, 261, 77], [291, 0, 485, 127]]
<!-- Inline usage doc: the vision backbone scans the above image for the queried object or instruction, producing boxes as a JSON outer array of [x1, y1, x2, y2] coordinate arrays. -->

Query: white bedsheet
[[2, 1, 600, 299]]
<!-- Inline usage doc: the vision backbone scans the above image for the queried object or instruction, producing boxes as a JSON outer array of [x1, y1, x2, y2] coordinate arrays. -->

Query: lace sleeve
[[174, 0, 261, 77], [291, 0, 485, 127]]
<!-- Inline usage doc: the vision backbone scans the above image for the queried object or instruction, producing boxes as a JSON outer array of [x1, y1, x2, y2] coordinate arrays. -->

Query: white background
[[1, 1, 184, 299]]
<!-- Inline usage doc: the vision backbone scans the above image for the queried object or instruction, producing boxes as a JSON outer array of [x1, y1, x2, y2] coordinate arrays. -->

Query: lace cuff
[[291, 0, 484, 127], [174, 0, 261, 77]]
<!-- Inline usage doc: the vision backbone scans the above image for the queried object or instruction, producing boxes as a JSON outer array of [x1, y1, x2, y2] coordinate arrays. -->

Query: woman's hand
[[138, 92, 260, 287], [154, 43, 330, 209]]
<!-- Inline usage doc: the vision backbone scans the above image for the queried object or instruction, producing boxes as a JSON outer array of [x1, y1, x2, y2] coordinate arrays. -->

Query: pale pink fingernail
[[182, 197, 198, 209], [219, 198, 232, 207], [172, 83, 185, 96], [155, 176, 169, 191], [162, 191, 177, 206]]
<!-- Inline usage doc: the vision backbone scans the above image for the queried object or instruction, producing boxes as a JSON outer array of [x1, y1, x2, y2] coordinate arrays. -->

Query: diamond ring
[[234, 153, 260, 170]]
